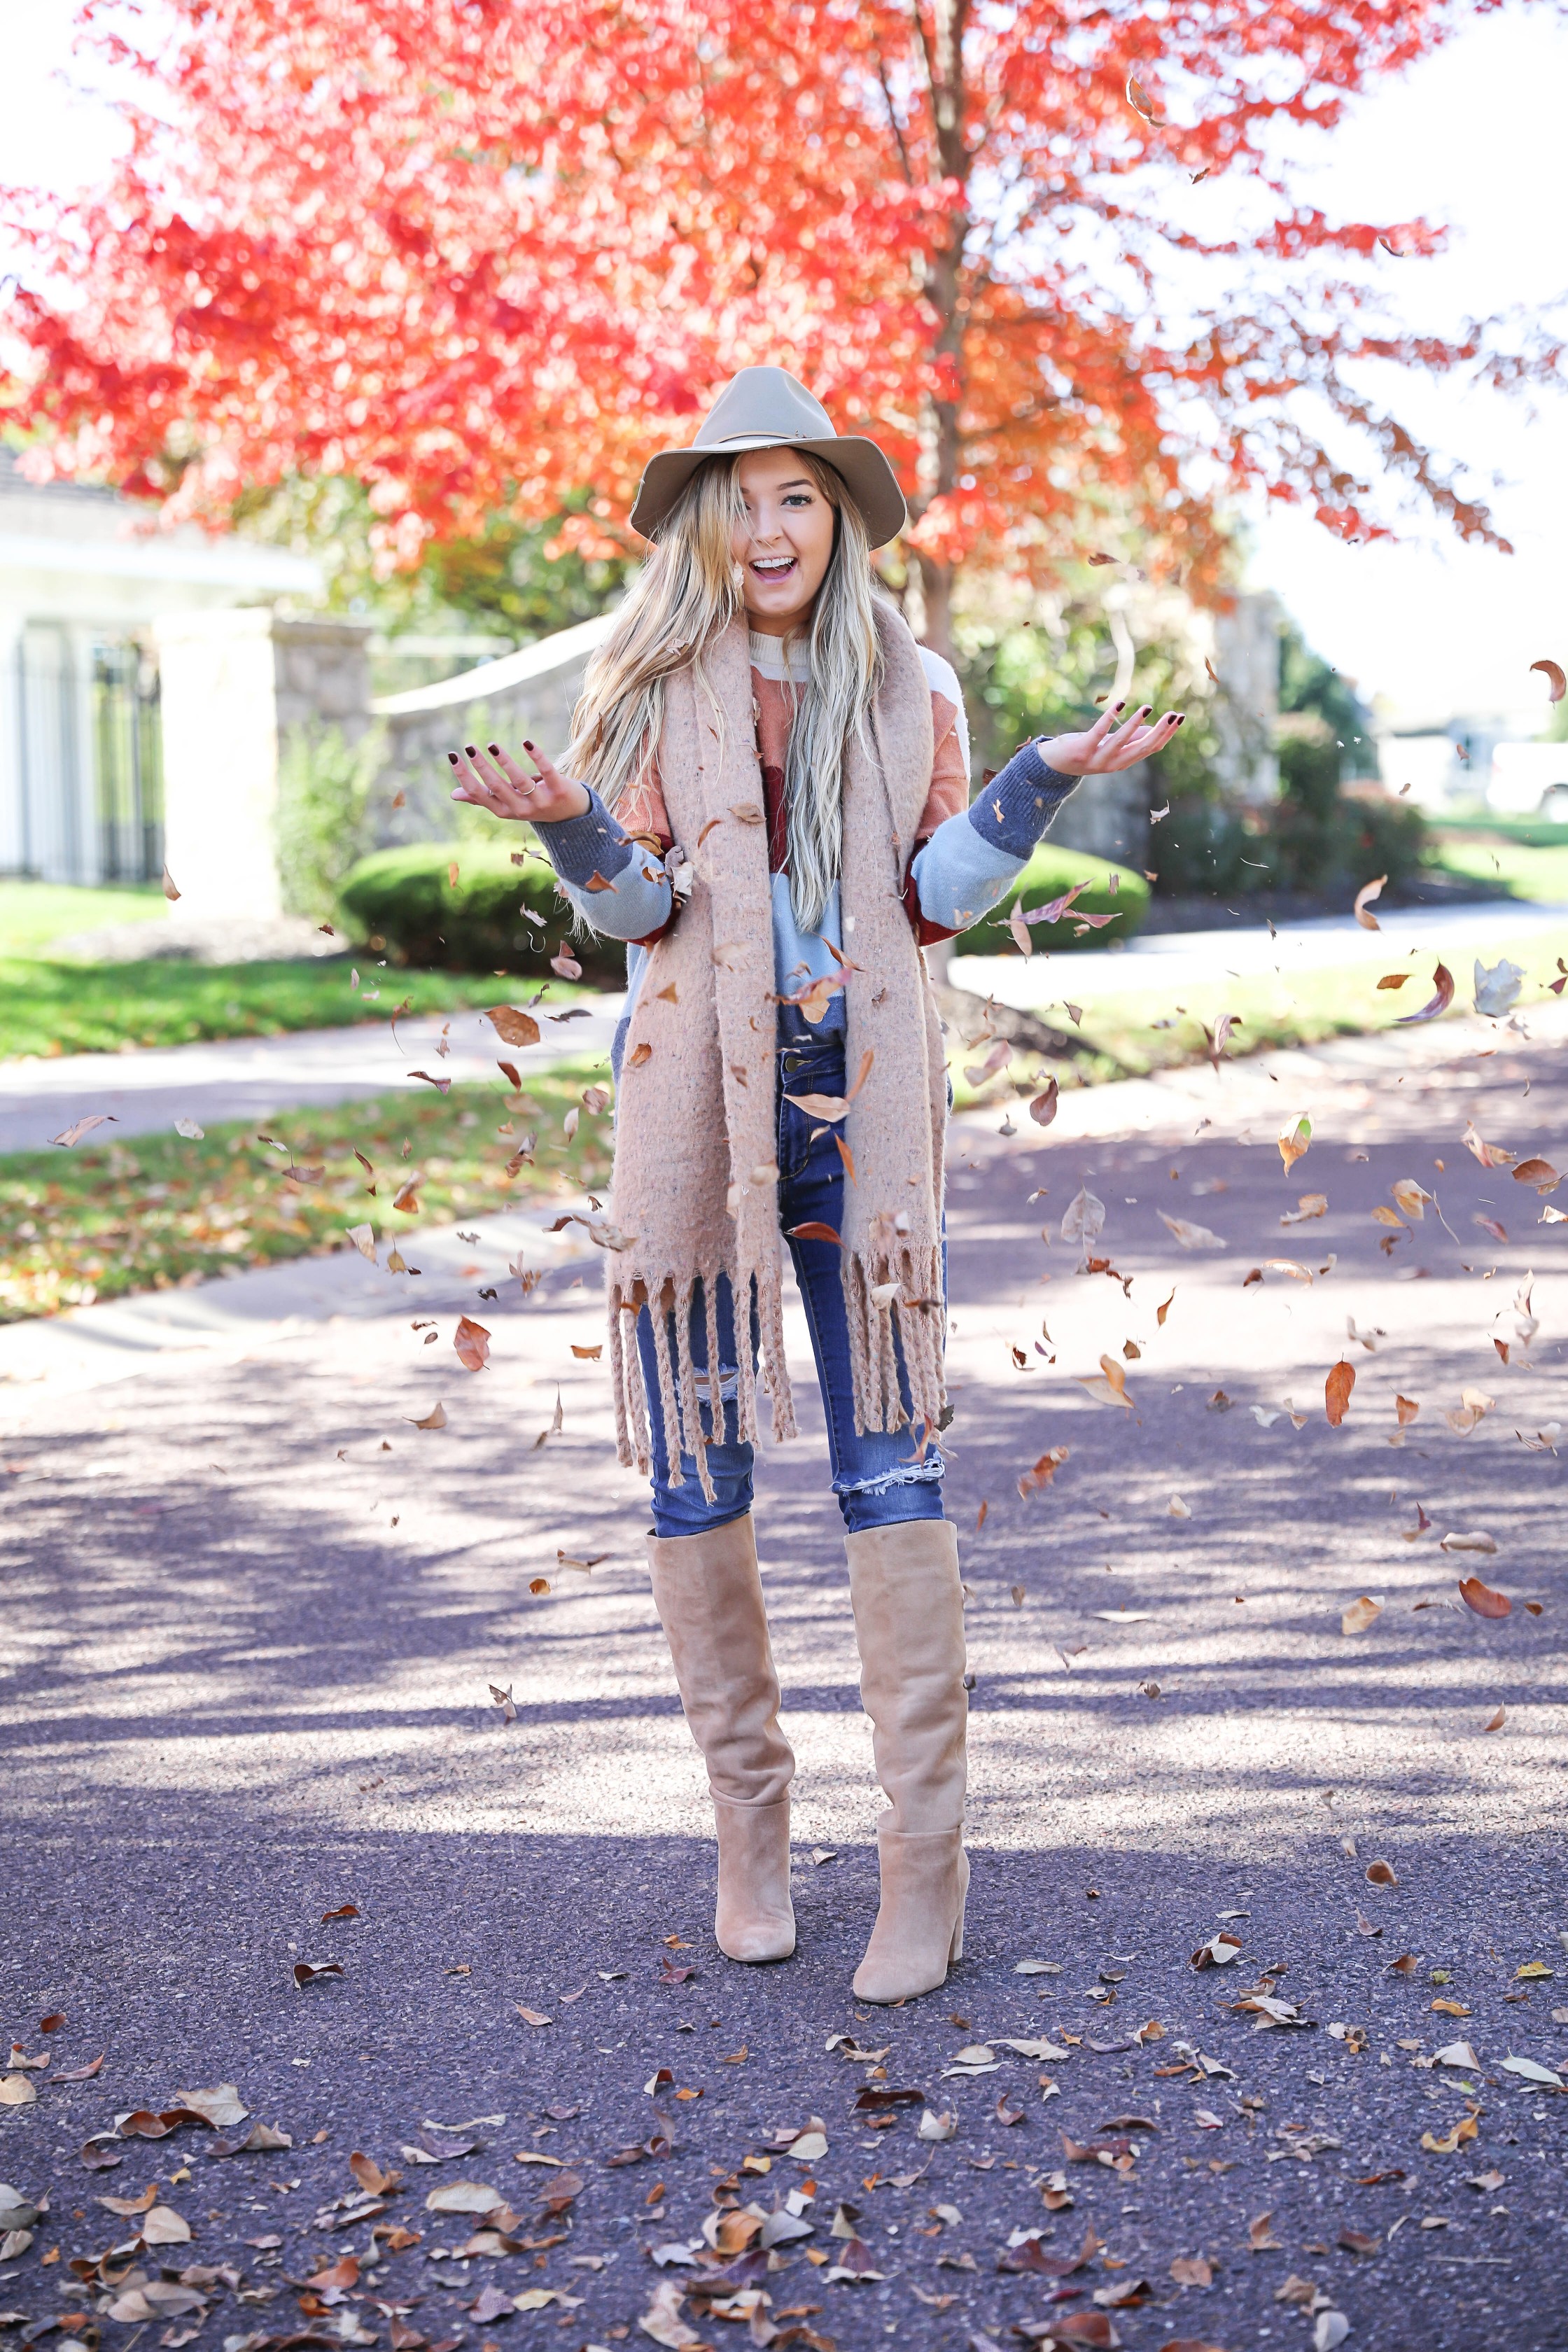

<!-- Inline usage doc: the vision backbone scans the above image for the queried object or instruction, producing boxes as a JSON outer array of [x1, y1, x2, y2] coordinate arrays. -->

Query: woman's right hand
[[447, 738, 591, 825]]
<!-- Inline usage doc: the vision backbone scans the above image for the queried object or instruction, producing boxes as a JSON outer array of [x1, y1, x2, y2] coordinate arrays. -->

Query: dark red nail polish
[[488, 743, 501, 755], [464, 744, 477, 756], [524, 739, 536, 751], [447, 751, 459, 763]]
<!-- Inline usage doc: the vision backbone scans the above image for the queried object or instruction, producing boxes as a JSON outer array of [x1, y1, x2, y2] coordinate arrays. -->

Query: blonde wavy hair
[[566, 451, 885, 934]]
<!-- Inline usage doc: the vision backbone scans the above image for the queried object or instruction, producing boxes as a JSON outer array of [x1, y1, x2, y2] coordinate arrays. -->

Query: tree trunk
[[911, 0, 968, 666], [917, 553, 955, 664]]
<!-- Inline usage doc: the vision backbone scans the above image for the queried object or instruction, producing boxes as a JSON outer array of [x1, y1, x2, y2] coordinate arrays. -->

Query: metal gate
[[11, 629, 163, 884]]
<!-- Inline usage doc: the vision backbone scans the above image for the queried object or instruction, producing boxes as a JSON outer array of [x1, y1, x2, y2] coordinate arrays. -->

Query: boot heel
[[948, 1851, 969, 1963]]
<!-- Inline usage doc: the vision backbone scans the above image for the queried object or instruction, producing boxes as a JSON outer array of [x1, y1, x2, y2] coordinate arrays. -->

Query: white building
[[0, 451, 319, 884]]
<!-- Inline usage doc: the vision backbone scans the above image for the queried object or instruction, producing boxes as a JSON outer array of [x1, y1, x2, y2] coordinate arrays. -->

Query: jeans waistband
[[778, 1040, 846, 1082]]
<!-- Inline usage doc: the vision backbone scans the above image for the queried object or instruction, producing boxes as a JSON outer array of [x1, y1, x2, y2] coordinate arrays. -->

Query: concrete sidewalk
[[0, 999, 623, 1155]]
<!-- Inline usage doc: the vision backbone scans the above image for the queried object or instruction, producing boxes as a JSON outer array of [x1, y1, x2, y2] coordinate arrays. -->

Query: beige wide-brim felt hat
[[629, 365, 907, 550]]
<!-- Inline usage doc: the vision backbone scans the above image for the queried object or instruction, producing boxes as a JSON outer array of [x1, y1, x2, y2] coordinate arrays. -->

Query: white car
[[1488, 741, 1568, 821]]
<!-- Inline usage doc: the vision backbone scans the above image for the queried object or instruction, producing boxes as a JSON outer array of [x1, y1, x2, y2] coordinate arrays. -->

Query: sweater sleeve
[[531, 787, 675, 944], [907, 738, 1080, 943]]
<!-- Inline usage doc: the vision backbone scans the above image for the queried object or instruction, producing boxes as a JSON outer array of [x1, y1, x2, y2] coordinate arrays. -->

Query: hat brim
[[629, 433, 907, 551]]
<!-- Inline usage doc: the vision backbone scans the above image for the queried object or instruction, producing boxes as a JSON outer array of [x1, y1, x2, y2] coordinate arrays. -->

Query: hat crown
[[693, 365, 836, 450]]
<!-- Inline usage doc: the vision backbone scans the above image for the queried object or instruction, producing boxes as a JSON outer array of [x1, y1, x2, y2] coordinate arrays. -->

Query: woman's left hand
[[1035, 702, 1184, 776]]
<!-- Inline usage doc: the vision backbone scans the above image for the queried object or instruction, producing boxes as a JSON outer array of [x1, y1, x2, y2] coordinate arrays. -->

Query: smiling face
[[731, 447, 840, 636]]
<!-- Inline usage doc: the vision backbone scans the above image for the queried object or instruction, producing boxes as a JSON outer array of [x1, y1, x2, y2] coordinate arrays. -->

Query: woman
[[449, 365, 1180, 2003]]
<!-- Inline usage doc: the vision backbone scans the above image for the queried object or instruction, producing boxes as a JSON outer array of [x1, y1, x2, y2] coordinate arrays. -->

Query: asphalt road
[[1, 1010, 1565, 2352]]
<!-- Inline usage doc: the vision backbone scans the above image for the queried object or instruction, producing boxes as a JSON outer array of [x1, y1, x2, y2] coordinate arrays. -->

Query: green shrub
[[276, 722, 386, 921], [958, 841, 1149, 955], [336, 840, 624, 981]]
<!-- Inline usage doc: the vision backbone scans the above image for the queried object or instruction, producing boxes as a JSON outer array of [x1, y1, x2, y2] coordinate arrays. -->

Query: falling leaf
[[1160, 1212, 1226, 1251], [1168, 1494, 1191, 1518], [1018, 1446, 1070, 1497], [1076, 1353, 1133, 1409], [1278, 1116, 1312, 1174], [1530, 657, 1567, 702], [1474, 1213, 1509, 1244], [550, 948, 582, 979], [486, 1006, 540, 1050], [1377, 972, 1410, 990], [407, 1402, 447, 1430], [1062, 1185, 1107, 1260], [1513, 1157, 1561, 1194], [454, 1317, 491, 1371], [1325, 1360, 1356, 1427], [344, 1224, 377, 1261], [1341, 1595, 1382, 1636], [1353, 874, 1387, 930], [1474, 957, 1525, 1018], [1365, 1860, 1399, 1887], [1482, 1705, 1506, 1732], [1391, 1178, 1430, 1219], [1456, 1569, 1509, 1614], [1156, 1289, 1175, 1326], [1125, 71, 1162, 122], [1030, 1079, 1060, 1128], [50, 1113, 116, 1149], [1395, 963, 1455, 1025], [786, 1219, 844, 1247], [1280, 1194, 1327, 1224], [489, 1683, 517, 1723], [162, 864, 181, 900], [1396, 1397, 1420, 1427], [1462, 1119, 1516, 1170]]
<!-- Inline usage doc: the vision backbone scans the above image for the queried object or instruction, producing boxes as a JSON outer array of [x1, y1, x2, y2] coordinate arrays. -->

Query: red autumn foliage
[[4, 0, 1560, 648]]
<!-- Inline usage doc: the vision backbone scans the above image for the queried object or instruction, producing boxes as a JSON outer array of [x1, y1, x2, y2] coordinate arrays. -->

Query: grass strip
[[0, 958, 573, 1060], [0, 1068, 608, 1323]]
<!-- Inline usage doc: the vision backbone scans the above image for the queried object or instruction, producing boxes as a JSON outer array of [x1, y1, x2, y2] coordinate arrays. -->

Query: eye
[[783, 491, 814, 507]]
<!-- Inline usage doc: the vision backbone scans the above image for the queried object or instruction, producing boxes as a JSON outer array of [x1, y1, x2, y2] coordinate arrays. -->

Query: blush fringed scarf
[[604, 599, 948, 1500]]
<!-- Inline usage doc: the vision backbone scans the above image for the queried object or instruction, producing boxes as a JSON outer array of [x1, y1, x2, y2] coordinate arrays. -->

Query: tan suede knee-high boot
[[646, 1513, 796, 1963], [845, 1518, 968, 2002]]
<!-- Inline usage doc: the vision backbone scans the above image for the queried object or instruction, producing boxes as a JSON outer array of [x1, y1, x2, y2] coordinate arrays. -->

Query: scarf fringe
[[608, 1259, 799, 1498], [843, 1249, 946, 1440]]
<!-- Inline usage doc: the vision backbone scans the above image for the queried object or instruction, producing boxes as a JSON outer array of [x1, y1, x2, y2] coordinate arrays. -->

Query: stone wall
[[370, 614, 615, 849]]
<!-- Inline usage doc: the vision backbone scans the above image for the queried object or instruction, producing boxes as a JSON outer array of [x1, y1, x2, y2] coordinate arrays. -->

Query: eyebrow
[[748, 476, 814, 492]]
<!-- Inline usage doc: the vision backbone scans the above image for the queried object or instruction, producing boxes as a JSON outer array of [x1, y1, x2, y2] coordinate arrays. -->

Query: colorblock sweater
[[535, 629, 1079, 1035]]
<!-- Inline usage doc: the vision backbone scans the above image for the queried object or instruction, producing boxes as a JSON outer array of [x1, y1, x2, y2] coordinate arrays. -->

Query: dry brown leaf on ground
[[1365, 1860, 1399, 1887], [1248, 2211, 1282, 2250], [489, 1683, 517, 1723]]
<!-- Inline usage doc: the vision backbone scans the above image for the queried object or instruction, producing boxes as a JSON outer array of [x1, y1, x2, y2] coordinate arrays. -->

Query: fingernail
[[1114, 701, 1126, 712], [1176, 713, 1186, 724], [447, 751, 459, 764], [523, 740, 536, 752], [488, 743, 501, 755], [464, 744, 477, 756]]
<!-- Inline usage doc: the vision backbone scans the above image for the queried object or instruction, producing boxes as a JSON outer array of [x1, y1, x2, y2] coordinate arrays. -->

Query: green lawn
[[949, 916, 1568, 1104], [1427, 832, 1568, 905], [0, 879, 167, 955], [0, 1069, 609, 1321], [0, 955, 570, 1061]]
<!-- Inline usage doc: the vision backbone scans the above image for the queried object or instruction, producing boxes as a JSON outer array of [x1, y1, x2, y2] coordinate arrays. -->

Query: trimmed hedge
[[957, 841, 1149, 956], [336, 840, 626, 982], [337, 832, 1148, 979]]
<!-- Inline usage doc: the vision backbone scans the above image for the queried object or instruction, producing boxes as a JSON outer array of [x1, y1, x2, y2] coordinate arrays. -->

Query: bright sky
[[4, 1, 1565, 734]]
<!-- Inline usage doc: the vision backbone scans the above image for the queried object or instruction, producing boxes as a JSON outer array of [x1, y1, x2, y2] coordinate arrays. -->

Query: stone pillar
[[153, 610, 371, 920]]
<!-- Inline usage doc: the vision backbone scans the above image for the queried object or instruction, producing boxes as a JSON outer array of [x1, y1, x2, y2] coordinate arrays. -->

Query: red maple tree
[[6, 0, 1558, 651]]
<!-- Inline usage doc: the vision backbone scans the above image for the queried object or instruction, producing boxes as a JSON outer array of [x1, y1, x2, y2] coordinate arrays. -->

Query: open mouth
[[750, 555, 798, 581]]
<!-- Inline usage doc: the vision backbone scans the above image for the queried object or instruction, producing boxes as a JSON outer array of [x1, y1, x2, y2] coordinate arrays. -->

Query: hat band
[[710, 428, 836, 447]]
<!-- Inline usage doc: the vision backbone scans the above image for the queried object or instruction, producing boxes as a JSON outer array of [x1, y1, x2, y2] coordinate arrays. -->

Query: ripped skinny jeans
[[635, 1028, 947, 1539]]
